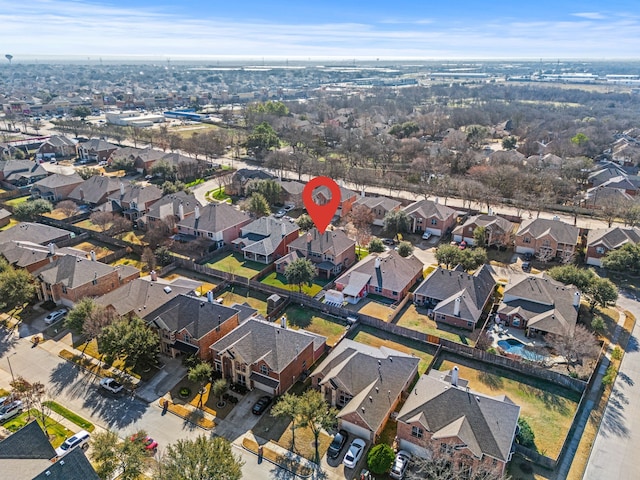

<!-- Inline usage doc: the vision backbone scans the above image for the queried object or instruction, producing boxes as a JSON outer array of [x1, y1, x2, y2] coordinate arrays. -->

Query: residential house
[[277, 180, 305, 208], [0, 222, 72, 247], [285, 228, 356, 278], [107, 182, 163, 221], [311, 339, 419, 442], [0, 159, 48, 186], [452, 215, 515, 248], [352, 195, 402, 226], [68, 175, 122, 207], [585, 226, 640, 266], [77, 138, 118, 163], [126, 147, 165, 172], [592, 175, 639, 196], [413, 265, 496, 331], [588, 166, 628, 187], [396, 369, 519, 477], [583, 186, 633, 208], [227, 168, 276, 196], [95, 277, 193, 318], [335, 251, 423, 304], [35, 135, 77, 159], [274, 250, 305, 274], [33, 255, 140, 307], [403, 199, 458, 236], [138, 191, 202, 230], [30, 173, 83, 202], [176, 203, 252, 249], [0, 208, 11, 228], [514, 218, 580, 262], [232, 216, 300, 264], [145, 294, 242, 360], [497, 275, 580, 336], [0, 241, 87, 273], [211, 317, 326, 395], [312, 184, 357, 218]]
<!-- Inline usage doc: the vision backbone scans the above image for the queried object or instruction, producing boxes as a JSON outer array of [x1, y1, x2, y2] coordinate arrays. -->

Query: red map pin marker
[[302, 176, 341, 234]]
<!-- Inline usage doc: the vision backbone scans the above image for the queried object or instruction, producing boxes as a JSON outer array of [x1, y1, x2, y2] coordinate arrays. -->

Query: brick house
[[334, 251, 423, 303], [514, 218, 580, 262], [231, 216, 300, 264], [312, 185, 357, 218], [285, 228, 356, 279], [403, 199, 458, 236], [352, 195, 401, 226], [311, 339, 419, 442], [413, 265, 496, 331], [33, 255, 140, 307], [277, 180, 305, 208], [35, 135, 77, 159], [451, 214, 515, 248], [585, 226, 640, 267], [210, 318, 326, 395], [0, 160, 48, 186], [176, 203, 252, 249], [77, 138, 118, 163], [0, 222, 73, 247], [30, 173, 83, 202], [138, 191, 202, 230], [107, 182, 164, 221], [227, 168, 276, 196], [68, 175, 122, 207], [0, 241, 87, 273], [145, 294, 242, 361], [396, 369, 520, 477]]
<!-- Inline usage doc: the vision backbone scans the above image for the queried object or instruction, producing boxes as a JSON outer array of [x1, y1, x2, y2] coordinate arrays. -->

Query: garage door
[[340, 421, 373, 442], [250, 372, 278, 395]]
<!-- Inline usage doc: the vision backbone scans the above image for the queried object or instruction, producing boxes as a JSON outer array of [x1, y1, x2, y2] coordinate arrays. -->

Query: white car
[[55, 430, 91, 458], [422, 231, 432, 240], [0, 400, 23, 422], [343, 438, 366, 469], [44, 309, 68, 325], [389, 450, 412, 479], [100, 378, 124, 394]]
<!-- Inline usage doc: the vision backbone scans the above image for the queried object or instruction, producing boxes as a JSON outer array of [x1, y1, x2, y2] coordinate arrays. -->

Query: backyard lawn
[[74, 218, 107, 232], [0, 218, 18, 231], [347, 297, 395, 321], [4, 195, 30, 207], [396, 303, 476, 346], [110, 255, 146, 271], [218, 287, 268, 315], [71, 241, 116, 259], [433, 353, 581, 459], [261, 272, 326, 297], [282, 305, 347, 347], [348, 325, 437, 375], [206, 252, 265, 279]]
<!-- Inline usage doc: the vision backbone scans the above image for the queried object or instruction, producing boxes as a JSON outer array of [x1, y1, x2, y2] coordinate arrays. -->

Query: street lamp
[[6, 352, 16, 384]]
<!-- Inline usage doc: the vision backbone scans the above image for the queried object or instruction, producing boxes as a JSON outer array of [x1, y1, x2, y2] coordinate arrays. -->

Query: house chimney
[[451, 366, 459, 387], [90, 250, 96, 261], [361, 189, 365, 198], [573, 291, 580, 307], [120, 182, 125, 196], [282, 221, 286, 238], [281, 315, 287, 329], [195, 205, 200, 219], [207, 291, 214, 303], [79, 188, 84, 201], [150, 270, 157, 281], [434, 197, 439, 204], [374, 257, 381, 270], [178, 203, 184, 220], [48, 243, 55, 256], [454, 296, 461, 317]]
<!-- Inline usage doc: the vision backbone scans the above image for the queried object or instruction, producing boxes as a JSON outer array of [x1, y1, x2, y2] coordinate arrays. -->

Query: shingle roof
[[0, 222, 72, 246], [0, 421, 56, 460], [34, 255, 139, 288], [1, 241, 86, 268], [39, 135, 76, 148], [312, 339, 419, 435], [0, 160, 48, 181], [313, 185, 357, 203], [336, 251, 423, 294], [288, 228, 355, 257], [146, 191, 201, 220], [0, 208, 11, 221], [403, 199, 457, 221], [145, 294, 240, 340], [397, 371, 520, 462], [587, 226, 640, 251], [353, 196, 401, 212], [278, 180, 305, 195], [516, 218, 579, 245], [452, 214, 514, 237], [68, 175, 122, 204], [234, 169, 276, 182], [177, 203, 251, 233], [236, 216, 299, 257], [31, 172, 83, 189], [32, 449, 100, 480], [108, 183, 163, 206], [80, 138, 117, 151], [211, 318, 326, 373], [95, 278, 194, 316]]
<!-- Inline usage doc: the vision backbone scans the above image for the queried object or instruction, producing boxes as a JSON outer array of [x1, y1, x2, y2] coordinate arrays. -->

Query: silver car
[[389, 450, 411, 479], [0, 400, 23, 422]]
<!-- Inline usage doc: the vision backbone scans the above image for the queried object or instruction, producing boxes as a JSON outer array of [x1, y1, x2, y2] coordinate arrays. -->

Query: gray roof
[[313, 185, 357, 203], [39, 134, 76, 148], [516, 218, 579, 245], [31, 172, 83, 189], [0, 421, 57, 479], [145, 191, 202, 220], [34, 255, 139, 288], [312, 339, 419, 435], [108, 182, 163, 206], [236, 216, 299, 257], [234, 168, 276, 182], [32, 449, 100, 480], [0, 222, 72, 246], [1, 241, 86, 268], [499, 274, 579, 335], [587, 226, 640, 251], [79, 138, 117, 152], [403, 199, 457, 221], [397, 371, 520, 462], [288, 228, 355, 257], [278, 180, 305, 195], [177, 202, 251, 233], [95, 278, 193, 316], [211, 318, 326, 373], [0, 208, 11, 221], [452, 214, 514, 237], [414, 265, 496, 323], [145, 294, 240, 340], [0, 160, 48, 181], [336, 251, 423, 294], [588, 166, 627, 186], [353, 195, 401, 212], [68, 175, 122, 204]]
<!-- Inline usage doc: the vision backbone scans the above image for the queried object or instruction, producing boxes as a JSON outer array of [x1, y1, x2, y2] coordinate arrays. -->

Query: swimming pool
[[497, 338, 543, 361]]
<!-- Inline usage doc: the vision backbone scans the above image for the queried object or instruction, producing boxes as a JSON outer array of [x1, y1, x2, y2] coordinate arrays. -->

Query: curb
[[240, 442, 314, 478], [157, 399, 214, 431]]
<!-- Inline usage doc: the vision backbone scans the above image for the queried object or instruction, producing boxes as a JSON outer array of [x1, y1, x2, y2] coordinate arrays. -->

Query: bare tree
[[90, 211, 114, 232], [110, 215, 132, 235], [57, 200, 78, 218], [83, 305, 117, 345], [407, 447, 510, 480], [349, 204, 374, 249], [546, 324, 600, 372], [142, 247, 156, 271]]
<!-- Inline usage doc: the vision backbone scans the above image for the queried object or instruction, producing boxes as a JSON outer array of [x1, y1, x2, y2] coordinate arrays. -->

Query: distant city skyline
[[2, 0, 640, 60]]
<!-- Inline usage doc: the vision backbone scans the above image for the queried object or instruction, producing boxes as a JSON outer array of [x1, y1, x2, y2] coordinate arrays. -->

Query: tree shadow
[[601, 386, 630, 439], [48, 361, 82, 396], [82, 388, 148, 429], [0, 327, 17, 359], [617, 371, 635, 387], [625, 335, 639, 353], [478, 371, 503, 390], [520, 385, 570, 416]]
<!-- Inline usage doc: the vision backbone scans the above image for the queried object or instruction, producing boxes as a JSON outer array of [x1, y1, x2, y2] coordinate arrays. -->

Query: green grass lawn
[[110, 255, 146, 271], [261, 272, 325, 297], [3, 410, 74, 448], [206, 252, 265, 278], [348, 325, 437, 375], [396, 303, 475, 346], [205, 186, 232, 203], [44, 401, 95, 432], [282, 305, 347, 347], [433, 353, 580, 458], [218, 287, 269, 315], [4, 195, 30, 207], [349, 297, 395, 321]]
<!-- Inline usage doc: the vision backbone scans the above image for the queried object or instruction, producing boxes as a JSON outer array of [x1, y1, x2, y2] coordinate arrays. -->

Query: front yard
[[2, 410, 74, 448], [395, 303, 477, 346], [206, 252, 265, 279], [282, 305, 347, 347], [260, 272, 328, 297], [167, 376, 238, 420]]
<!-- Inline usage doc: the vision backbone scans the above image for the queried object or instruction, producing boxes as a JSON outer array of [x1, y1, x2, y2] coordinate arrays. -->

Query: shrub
[[516, 418, 536, 450], [487, 347, 498, 355], [611, 346, 623, 360], [179, 387, 191, 397], [591, 316, 606, 334], [367, 443, 395, 474], [602, 365, 618, 386]]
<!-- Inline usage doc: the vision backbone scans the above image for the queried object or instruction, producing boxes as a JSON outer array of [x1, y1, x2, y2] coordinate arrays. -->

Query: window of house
[[467, 322, 473, 328], [237, 374, 246, 386], [260, 364, 269, 375], [492, 458, 498, 467], [411, 426, 423, 438], [512, 318, 521, 327], [596, 246, 605, 254], [184, 333, 191, 343], [62, 286, 67, 294], [392, 291, 398, 296], [523, 237, 531, 244], [417, 218, 423, 223], [235, 361, 246, 372], [542, 239, 550, 247], [430, 218, 437, 225], [338, 392, 353, 407], [92, 279, 98, 285], [208, 232, 213, 238], [302, 360, 307, 369], [214, 359, 222, 372]]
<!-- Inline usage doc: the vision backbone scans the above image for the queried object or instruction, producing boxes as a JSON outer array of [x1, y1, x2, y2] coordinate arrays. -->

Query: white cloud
[[572, 12, 606, 20]]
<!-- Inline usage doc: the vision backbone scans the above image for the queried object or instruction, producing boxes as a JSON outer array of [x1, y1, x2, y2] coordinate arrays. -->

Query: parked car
[[44, 308, 68, 325], [523, 252, 533, 261], [55, 430, 91, 458], [521, 261, 531, 272], [274, 209, 286, 218], [421, 231, 432, 240], [283, 204, 295, 212], [327, 429, 348, 459], [343, 438, 366, 469], [252, 395, 272, 415], [100, 378, 124, 394], [381, 238, 395, 246], [130, 433, 158, 452], [0, 400, 23, 422], [389, 450, 411, 479]]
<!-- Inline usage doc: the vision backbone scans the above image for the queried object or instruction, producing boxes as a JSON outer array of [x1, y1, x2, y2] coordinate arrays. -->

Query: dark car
[[381, 238, 395, 246], [523, 252, 533, 261], [522, 261, 531, 272], [327, 429, 348, 459], [252, 395, 272, 415]]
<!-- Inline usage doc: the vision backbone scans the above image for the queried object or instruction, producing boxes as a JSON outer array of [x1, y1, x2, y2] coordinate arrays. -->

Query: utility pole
[[7, 353, 16, 384]]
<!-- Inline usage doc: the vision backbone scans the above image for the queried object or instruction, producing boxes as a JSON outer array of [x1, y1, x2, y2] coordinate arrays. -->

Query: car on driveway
[[252, 395, 272, 415], [327, 429, 348, 459], [521, 261, 531, 272], [0, 400, 23, 422], [100, 378, 124, 394], [343, 438, 366, 469], [283, 204, 295, 212], [389, 450, 411, 479], [421, 231, 432, 240], [274, 209, 286, 218], [130, 433, 158, 453], [44, 308, 68, 325], [381, 238, 395, 246], [55, 430, 91, 458]]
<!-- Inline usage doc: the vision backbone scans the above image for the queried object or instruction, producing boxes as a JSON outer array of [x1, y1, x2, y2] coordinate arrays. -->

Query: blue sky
[[1, 0, 639, 59]]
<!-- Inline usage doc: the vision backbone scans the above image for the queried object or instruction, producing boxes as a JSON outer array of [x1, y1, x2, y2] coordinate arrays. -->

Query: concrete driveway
[[215, 389, 265, 441]]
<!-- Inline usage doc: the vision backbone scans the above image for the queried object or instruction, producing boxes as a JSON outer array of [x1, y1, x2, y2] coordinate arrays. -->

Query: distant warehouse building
[[164, 109, 208, 122], [105, 111, 165, 127]]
